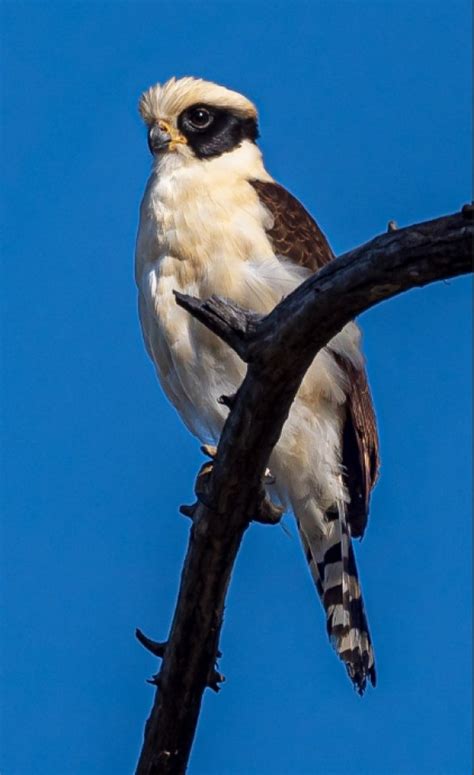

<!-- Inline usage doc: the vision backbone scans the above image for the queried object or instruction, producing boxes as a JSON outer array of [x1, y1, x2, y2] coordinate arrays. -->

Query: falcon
[[135, 77, 380, 693]]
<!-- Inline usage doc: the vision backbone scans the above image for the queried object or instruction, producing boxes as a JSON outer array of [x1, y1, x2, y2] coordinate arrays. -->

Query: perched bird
[[135, 77, 380, 694]]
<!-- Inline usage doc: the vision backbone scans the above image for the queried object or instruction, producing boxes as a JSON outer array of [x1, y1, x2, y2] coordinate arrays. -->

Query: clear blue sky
[[1, 2, 471, 774]]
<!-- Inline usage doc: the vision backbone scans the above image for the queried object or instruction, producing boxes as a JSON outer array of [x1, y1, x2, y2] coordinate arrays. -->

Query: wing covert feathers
[[250, 179, 335, 271]]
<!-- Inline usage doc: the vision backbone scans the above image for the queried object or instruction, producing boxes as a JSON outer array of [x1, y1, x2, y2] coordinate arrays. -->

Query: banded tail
[[298, 503, 376, 694]]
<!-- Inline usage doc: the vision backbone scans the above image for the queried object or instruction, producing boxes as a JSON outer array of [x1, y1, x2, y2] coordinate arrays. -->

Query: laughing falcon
[[135, 77, 380, 694]]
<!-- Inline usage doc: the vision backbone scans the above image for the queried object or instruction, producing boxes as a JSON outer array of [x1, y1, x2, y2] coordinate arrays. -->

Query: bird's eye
[[187, 107, 214, 130]]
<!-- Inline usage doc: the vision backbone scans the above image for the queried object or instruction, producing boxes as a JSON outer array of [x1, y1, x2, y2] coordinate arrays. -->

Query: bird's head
[[138, 77, 259, 162]]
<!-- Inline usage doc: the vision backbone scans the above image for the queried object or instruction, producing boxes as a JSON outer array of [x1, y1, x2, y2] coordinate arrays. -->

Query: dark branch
[[135, 209, 473, 775], [173, 292, 262, 360]]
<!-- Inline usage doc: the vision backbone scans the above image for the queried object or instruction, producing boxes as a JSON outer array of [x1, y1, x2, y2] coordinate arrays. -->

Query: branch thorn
[[146, 673, 162, 687], [179, 503, 198, 519], [207, 668, 225, 693], [135, 628, 167, 658]]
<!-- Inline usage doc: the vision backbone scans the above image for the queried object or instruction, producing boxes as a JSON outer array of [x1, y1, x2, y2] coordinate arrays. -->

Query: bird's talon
[[195, 460, 214, 502], [201, 444, 217, 459], [254, 491, 284, 524]]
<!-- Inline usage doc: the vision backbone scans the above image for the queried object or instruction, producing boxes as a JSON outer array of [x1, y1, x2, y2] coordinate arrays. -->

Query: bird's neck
[[153, 139, 272, 188], [137, 141, 276, 295]]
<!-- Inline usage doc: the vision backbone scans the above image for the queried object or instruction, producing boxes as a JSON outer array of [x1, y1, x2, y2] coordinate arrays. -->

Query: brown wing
[[250, 179, 380, 537], [250, 179, 335, 271]]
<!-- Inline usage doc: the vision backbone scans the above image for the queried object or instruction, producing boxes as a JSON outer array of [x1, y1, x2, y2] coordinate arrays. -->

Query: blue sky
[[1, 2, 471, 774]]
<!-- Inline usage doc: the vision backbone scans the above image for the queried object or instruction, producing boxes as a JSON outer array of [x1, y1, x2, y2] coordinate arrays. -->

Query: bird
[[135, 77, 380, 694]]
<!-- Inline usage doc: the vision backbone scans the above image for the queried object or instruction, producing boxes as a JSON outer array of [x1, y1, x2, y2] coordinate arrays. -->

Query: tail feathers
[[300, 508, 376, 694]]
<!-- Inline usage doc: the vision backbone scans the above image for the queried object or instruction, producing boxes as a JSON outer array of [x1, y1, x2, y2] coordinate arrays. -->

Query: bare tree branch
[[135, 207, 473, 775]]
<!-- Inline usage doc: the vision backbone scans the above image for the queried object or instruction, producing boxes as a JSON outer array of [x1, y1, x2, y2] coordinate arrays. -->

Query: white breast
[[137, 142, 301, 437], [135, 140, 362, 452]]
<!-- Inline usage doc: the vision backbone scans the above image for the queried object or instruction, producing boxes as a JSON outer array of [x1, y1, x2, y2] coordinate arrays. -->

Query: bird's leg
[[195, 459, 214, 506], [179, 445, 217, 519], [254, 482, 284, 524], [180, 443, 282, 524], [192, 444, 219, 505]]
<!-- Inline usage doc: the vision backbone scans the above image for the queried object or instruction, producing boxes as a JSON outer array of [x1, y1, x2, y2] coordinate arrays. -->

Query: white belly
[[138, 251, 306, 441]]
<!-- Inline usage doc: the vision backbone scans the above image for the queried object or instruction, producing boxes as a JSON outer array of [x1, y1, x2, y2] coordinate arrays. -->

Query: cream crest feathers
[[139, 76, 257, 126]]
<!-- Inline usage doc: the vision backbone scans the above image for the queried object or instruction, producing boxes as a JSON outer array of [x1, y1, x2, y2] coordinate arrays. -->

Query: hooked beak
[[147, 120, 187, 155]]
